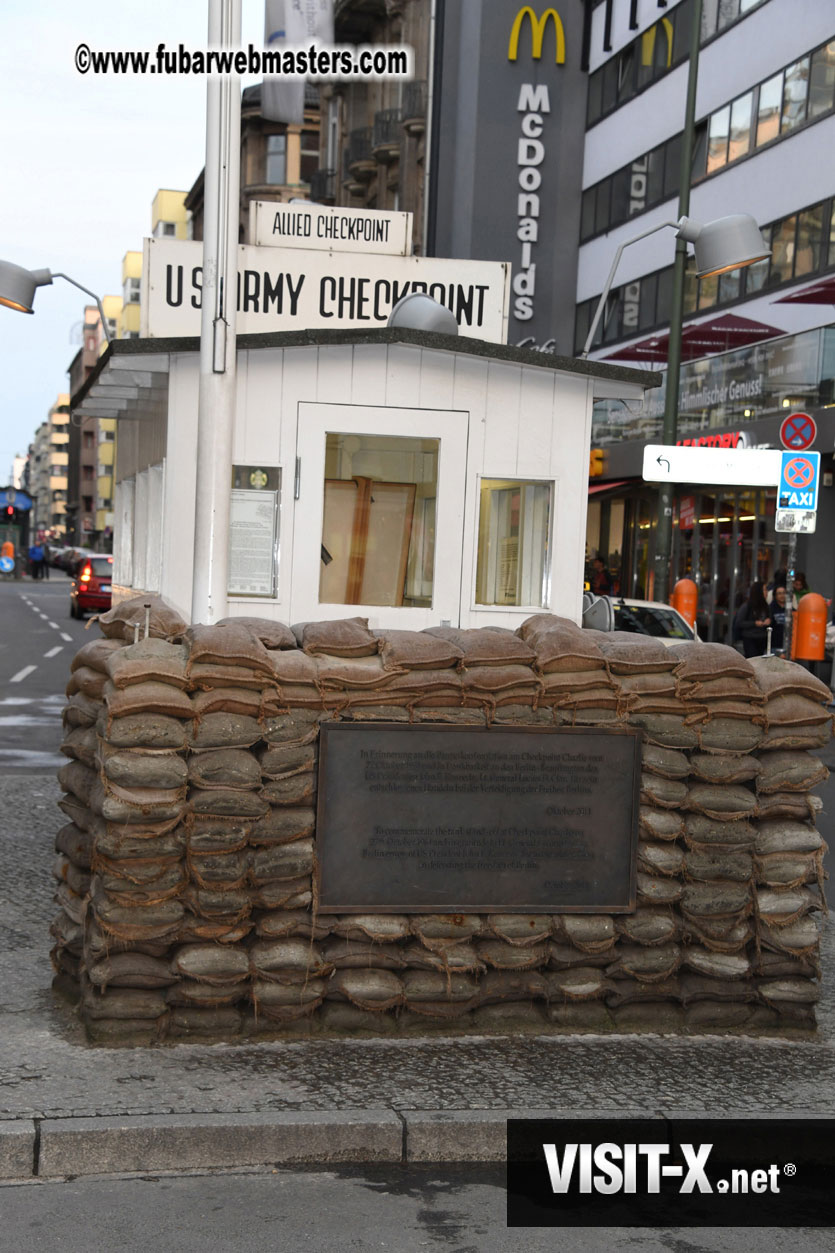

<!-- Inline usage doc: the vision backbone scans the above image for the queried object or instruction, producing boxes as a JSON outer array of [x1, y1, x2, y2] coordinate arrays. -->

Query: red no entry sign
[[779, 411, 816, 450]]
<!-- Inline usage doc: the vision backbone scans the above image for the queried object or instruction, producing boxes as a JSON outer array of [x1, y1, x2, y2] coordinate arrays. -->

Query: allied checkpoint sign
[[250, 200, 413, 256], [141, 238, 510, 343]]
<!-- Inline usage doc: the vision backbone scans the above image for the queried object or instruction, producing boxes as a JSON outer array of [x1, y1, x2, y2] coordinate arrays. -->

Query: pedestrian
[[738, 580, 771, 658], [42, 543, 50, 580], [28, 542, 44, 579], [590, 555, 612, 595], [769, 584, 788, 653], [792, 570, 810, 601]]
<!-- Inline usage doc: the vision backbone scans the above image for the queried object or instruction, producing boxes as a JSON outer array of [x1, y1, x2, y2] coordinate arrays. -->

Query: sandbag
[[298, 618, 378, 658], [425, 626, 535, 668]]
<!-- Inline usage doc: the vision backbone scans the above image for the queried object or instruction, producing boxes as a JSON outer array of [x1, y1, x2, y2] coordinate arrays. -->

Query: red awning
[[602, 313, 785, 364], [587, 479, 631, 494], [773, 275, 835, 304]]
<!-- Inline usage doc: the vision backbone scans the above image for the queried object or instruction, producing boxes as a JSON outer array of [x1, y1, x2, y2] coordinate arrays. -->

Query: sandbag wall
[[50, 600, 833, 1043]]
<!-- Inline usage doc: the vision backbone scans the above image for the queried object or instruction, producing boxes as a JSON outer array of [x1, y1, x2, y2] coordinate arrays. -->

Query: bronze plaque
[[316, 724, 641, 913]]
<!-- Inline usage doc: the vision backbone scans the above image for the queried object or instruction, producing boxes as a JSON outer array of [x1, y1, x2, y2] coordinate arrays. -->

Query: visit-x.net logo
[[506, 1118, 833, 1227]]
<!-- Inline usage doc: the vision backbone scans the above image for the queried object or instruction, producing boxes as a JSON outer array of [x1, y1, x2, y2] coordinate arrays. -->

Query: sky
[[0, 1, 266, 482]]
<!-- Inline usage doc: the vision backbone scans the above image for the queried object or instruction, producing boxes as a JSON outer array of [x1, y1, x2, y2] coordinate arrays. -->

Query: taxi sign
[[778, 451, 820, 512]]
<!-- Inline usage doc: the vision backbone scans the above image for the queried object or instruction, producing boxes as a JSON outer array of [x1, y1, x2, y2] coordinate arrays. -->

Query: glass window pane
[[795, 204, 824, 276], [707, 105, 730, 173], [647, 145, 666, 205], [621, 279, 642, 337], [671, 0, 692, 64], [581, 187, 596, 240], [768, 216, 797, 286], [610, 167, 630, 227], [717, 0, 740, 32], [663, 133, 682, 198], [587, 68, 603, 126], [595, 179, 611, 234], [690, 122, 708, 181], [575, 301, 591, 355], [602, 290, 622, 343], [476, 480, 553, 608], [627, 155, 649, 218], [320, 433, 439, 608], [265, 134, 286, 184], [638, 272, 658, 331], [701, 0, 719, 40], [728, 91, 753, 162], [718, 268, 741, 303], [829, 204, 835, 267], [809, 41, 835, 119], [756, 74, 782, 146], [601, 58, 618, 117], [656, 267, 673, 325], [743, 255, 769, 295], [683, 267, 698, 316], [617, 45, 636, 104], [781, 57, 810, 133], [698, 272, 718, 311]]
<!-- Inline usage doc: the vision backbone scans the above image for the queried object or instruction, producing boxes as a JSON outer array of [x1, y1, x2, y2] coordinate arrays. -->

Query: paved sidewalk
[[1, 755, 833, 1181]]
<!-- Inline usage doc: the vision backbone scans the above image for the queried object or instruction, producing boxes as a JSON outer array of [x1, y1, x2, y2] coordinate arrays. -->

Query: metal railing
[[347, 127, 374, 168], [310, 168, 337, 203], [373, 107, 403, 151], [402, 80, 426, 124]]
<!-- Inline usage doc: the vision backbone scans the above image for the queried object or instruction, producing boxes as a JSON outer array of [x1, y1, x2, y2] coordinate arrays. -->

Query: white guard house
[[72, 328, 659, 630]]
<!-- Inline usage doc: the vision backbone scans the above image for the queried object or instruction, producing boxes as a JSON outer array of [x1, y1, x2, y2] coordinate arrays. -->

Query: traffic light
[[5, 506, 12, 517]]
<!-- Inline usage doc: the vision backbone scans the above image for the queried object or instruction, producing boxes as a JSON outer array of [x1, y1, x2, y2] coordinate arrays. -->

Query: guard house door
[[291, 402, 469, 628]]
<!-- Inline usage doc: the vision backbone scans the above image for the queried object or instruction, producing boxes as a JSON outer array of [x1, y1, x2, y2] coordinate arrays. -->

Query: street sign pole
[[784, 532, 797, 659]]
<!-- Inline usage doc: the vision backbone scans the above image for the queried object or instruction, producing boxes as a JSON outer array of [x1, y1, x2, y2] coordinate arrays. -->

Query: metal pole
[[784, 532, 797, 658], [191, 0, 242, 625], [653, 0, 702, 605]]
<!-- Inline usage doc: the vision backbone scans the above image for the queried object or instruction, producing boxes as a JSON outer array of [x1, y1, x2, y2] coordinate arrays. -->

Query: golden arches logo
[[508, 7, 566, 63], [641, 17, 673, 68]]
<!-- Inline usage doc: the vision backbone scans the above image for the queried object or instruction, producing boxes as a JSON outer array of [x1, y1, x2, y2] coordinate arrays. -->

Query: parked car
[[582, 592, 698, 644], [70, 555, 113, 618], [613, 598, 697, 643]]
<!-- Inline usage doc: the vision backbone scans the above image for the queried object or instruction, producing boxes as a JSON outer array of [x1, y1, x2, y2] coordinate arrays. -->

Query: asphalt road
[[0, 574, 90, 771], [1, 1166, 831, 1253]]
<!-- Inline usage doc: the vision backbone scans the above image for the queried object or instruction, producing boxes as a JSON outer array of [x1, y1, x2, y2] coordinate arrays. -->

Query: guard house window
[[320, 433, 439, 608], [475, 480, 552, 608], [265, 134, 287, 185]]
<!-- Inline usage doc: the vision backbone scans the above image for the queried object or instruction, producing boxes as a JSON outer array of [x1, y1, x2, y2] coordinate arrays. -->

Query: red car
[[70, 555, 113, 618]]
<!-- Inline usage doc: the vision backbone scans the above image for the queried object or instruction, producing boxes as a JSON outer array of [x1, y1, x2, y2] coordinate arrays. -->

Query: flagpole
[[191, 0, 242, 624]]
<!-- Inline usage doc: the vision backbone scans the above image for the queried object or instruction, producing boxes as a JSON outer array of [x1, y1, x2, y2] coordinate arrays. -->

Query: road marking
[[48, 620, 60, 629], [10, 665, 37, 683], [44, 646, 63, 658], [60, 632, 73, 642], [38, 613, 49, 620]]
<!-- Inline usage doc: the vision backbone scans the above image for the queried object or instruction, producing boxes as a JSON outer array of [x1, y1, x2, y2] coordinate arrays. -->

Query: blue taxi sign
[[778, 451, 820, 512]]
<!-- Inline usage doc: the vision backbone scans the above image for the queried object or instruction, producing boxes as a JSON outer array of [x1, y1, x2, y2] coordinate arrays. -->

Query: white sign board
[[227, 488, 278, 597], [775, 509, 817, 534], [251, 201, 412, 256], [142, 239, 510, 343], [642, 444, 782, 487]]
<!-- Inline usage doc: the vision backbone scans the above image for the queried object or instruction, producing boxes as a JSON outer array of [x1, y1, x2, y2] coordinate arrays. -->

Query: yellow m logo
[[641, 17, 673, 68], [508, 6, 566, 63]]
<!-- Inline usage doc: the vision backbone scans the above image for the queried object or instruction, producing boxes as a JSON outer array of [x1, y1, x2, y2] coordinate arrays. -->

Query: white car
[[582, 592, 698, 643]]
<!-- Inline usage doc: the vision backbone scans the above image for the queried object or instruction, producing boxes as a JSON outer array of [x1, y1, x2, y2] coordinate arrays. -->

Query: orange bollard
[[671, 577, 698, 629], [791, 591, 827, 661]]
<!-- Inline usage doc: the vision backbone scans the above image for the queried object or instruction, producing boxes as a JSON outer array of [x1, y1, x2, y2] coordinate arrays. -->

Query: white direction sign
[[642, 444, 782, 487], [251, 201, 413, 256], [775, 509, 816, 534], [142, 238, 510, 343]]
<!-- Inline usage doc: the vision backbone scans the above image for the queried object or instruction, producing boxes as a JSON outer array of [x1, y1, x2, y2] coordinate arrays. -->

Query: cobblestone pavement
[[0, 738, 833, 1124]]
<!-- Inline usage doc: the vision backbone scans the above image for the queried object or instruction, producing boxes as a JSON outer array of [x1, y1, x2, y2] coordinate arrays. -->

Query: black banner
[[507, 1118, 834, 1227]]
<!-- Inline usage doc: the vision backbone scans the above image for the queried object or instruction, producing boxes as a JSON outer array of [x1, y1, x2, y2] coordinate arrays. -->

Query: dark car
[[70, 555, 113, 618]]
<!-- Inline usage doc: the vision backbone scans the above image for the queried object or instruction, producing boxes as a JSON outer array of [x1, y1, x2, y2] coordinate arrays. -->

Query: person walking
[[28, 542, 44, 579], [792, 571, 811, 601], [739, 581, 771, 658], [590, 556, 612, 595]]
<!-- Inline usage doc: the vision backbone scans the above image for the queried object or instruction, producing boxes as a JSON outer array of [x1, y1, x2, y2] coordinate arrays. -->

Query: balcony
[[346, 127, 375, 182], [372, 108, 403, 162], [402, 80, 427, 135], [310, 168, 337, 204]]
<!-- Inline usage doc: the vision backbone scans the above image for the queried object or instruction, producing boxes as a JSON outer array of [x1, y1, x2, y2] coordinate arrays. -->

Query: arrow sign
[[642, 444, 782, 486], [779, 411, 816, 451]]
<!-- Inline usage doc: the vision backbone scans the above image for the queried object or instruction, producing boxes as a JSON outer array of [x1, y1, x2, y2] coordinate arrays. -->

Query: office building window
[[581, 38, 835, 243], [300, 130, 319, 184]]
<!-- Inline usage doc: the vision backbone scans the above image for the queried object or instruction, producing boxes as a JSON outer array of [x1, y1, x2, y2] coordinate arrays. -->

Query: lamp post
[[0, 261, 110, 345]]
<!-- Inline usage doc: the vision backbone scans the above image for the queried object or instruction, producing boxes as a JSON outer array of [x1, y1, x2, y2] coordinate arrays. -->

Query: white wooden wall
[[147, 342, 612, 628]]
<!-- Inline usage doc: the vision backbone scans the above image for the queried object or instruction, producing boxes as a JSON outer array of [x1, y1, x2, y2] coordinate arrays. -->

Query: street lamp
[[0, 260, 110, 345], [580, 213, 769, 359]]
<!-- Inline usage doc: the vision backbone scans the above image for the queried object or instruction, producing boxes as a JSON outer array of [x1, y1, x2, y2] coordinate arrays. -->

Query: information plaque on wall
[[316, 724, 641, 913], [227, 465, 280, 597]]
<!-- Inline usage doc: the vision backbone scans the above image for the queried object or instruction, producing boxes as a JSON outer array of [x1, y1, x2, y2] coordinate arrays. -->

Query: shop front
[[586, 327, 835, 641]]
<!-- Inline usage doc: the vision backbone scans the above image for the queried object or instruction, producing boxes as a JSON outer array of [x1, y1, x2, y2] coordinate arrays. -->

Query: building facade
[[579, 0, 835, 639], [28, 395, 70, 541]]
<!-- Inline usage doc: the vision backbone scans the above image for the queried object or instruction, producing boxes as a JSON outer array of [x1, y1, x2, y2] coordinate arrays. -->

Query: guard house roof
[[70, 328, 662, 420]]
